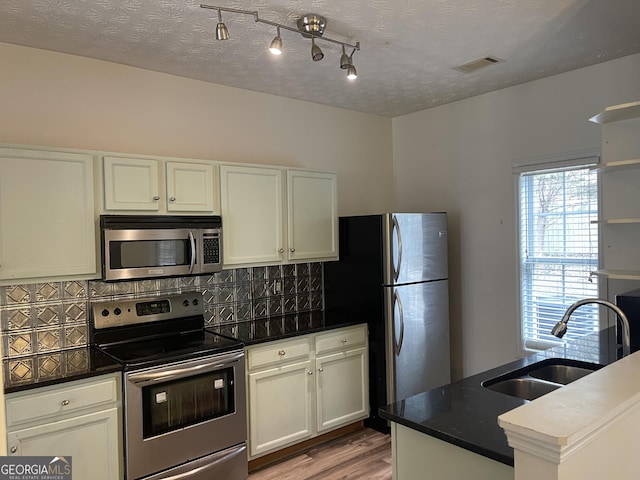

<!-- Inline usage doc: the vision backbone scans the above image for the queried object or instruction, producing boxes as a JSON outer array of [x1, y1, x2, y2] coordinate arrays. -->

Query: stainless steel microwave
[[100, 215, 222, 281]]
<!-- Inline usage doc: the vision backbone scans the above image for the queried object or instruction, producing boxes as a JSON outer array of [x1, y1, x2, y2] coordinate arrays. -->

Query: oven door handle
[[157, 445, 246, 480], [128, 352, 244, 385]]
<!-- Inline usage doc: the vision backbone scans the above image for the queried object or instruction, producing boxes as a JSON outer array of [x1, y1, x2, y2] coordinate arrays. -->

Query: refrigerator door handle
[[392, 215, 403, 282], [394, 290, 405, 355]]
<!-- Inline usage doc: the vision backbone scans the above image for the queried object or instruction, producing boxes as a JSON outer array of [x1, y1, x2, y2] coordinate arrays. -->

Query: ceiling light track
[[200, 4, 360, 80]]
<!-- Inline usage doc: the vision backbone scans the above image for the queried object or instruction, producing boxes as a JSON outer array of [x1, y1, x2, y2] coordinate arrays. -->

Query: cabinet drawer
[[6, 374, 120, 428], [247, 337, 312, 370], [315, 325, 367, 356]]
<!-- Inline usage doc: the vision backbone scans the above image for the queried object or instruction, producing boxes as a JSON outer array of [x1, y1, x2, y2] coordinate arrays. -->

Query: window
[[517, 158, 599, 351]]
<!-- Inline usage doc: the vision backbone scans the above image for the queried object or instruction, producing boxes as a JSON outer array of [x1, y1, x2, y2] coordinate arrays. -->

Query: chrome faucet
[[551, 298, 631, 357]]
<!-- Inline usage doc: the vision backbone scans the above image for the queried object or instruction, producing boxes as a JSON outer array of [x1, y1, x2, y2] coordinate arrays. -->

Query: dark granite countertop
[[208, 310, 363, 346], [3, 347, 122, 394], [379, 327, 622, 466], [4, 311, 360, 393]]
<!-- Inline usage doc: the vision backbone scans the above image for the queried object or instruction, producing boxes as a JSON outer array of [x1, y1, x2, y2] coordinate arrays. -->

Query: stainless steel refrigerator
[[323, 213, 451, 432]]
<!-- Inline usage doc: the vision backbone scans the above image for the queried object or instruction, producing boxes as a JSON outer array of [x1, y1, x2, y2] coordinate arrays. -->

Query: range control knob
[[183, 300, 190, 307], [101, 309, 109, 317], [192, 299, 199, 306], [114, 308, 122, 315]]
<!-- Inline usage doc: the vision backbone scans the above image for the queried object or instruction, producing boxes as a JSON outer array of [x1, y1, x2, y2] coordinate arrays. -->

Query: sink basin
[[528, 364, 597, 385], [484, 377, 561, 401], [482, 358, 604, 401]]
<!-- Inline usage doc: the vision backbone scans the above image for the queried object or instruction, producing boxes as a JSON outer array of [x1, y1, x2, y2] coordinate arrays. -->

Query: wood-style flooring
[[248, 428, 392, 480]]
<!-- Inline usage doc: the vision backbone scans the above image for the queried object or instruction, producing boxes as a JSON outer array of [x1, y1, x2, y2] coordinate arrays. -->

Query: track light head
[[340, 45, 351, 69], [215, 9, 229, 40], [311, 37, 324, 61], [347, 64, 357, 80], [269, 27, 282, 55]]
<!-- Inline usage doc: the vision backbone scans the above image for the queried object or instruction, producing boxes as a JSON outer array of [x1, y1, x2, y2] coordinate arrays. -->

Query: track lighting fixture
[[200, 4, 360, 80], [311, 37, 324, 62], [340, 45, 351, 69], [269, 26, 282, 55], [215, 9, 229, 41], [347, 64, 358, 80]]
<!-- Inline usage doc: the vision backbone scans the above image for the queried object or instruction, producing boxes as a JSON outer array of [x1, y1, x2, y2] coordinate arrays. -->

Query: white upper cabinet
[[0, 147, 96, 282], [220, 164, 285, 266], [220, 165, 338, 267], [103, 156, 217, 213], [103, 156, 159, 211], [287, 169, 338, 262], [166, 161, 215, 212]]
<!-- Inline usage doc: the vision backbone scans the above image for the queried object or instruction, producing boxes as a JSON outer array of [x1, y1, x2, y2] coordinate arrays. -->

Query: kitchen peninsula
[[380, 327, 629, 479]]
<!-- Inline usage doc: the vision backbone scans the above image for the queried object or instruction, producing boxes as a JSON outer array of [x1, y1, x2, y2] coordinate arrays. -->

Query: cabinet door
[[220, 165, 284, 266], [166, 161, 215, 212], [7, 407, 121, 480], [0, 148, 96, 280], [315, 347, 369, 433], [104, 156, 160, 210], [287, 170, 338, 261], [248, 360, 313, 458]]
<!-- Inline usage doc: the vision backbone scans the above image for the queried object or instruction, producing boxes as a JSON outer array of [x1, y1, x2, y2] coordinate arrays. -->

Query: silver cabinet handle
[[318, 367, 324, 372], [307, 371, 313, 375], [278, 248, 284, 253], [152, 195, 160, 201], [10, 446, 17, 454], [290, 248, 296, 253], [278, 350, 286, 356], [341, 339, 347, 343], [169, 197, 176, 202], [61, 399, 70, 406]]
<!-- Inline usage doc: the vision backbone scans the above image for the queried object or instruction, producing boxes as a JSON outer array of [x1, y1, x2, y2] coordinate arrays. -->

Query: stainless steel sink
[[528, 364, 597, 385], [484, 377, 561, 401], [482, 358, 604, 401]]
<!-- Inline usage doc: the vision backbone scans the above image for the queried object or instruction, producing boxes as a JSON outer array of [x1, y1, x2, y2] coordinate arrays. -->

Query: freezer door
[[386, 280, 450, 404], [383, 213, 448, 285]]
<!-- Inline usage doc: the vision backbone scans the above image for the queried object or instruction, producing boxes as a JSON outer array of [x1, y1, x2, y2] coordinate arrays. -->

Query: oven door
[[103, 228, 200, 281], [124, 351, 247, 480]]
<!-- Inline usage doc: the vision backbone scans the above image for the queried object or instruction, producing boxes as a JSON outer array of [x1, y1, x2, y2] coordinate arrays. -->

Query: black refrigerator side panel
[[323, 215, 388, 432]]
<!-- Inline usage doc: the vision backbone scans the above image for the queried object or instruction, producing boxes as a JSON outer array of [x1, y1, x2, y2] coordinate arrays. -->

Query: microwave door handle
[[188, 230, 196, 274]]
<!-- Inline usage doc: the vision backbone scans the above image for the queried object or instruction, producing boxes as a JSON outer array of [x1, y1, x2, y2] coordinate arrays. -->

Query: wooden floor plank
[[248, 428, 391, 480]]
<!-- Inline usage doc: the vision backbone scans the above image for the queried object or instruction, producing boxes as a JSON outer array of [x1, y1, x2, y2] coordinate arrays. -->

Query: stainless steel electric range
[[90, 293, 247, 480]]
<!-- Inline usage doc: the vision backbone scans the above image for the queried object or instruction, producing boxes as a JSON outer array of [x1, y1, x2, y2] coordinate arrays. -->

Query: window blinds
[[519, 165, 599, 351]]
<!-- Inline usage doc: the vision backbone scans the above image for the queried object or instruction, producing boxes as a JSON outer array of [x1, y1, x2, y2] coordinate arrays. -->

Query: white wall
[[0, 42, 393, 216], [392, 53, 640, 378], [2, 41, 639, 381]]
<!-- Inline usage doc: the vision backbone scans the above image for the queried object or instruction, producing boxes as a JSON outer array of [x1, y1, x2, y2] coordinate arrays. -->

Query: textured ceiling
[[1, 0, 640, 117]]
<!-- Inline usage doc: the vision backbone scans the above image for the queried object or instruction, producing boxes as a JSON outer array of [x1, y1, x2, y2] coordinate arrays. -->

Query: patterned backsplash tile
[[0, 262, 324, 364]]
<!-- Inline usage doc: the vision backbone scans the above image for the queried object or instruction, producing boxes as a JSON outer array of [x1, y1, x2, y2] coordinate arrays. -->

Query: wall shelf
[[589, 101, 640, 124], [590, 158, 640, 172], [591, 269, 640, 281], [591, 218, 640, 225]]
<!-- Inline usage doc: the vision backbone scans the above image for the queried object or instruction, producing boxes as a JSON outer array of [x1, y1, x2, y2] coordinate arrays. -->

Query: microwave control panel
[[203, 231, 221, 264]]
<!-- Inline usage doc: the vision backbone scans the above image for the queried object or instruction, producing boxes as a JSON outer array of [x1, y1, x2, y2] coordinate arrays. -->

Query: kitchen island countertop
[[379, 327, 621, 466]]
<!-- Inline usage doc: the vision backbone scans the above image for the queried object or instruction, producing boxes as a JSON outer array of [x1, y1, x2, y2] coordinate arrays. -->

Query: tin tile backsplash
[[1, 263, 324, 365]]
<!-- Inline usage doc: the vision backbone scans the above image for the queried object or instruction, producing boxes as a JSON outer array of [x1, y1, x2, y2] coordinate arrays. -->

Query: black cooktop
[[97, 330, 243, 370], [91, 293, 243, 370]]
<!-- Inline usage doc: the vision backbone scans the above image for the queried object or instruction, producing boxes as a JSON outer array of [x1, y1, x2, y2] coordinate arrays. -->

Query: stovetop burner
[[90, 293, 243, 370]]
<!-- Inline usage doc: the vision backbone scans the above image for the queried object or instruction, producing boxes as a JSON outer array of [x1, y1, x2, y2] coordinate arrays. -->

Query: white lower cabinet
[[5, 372, 122, 480], [246, 324, 369, 459], [315, 346, 369, 433]]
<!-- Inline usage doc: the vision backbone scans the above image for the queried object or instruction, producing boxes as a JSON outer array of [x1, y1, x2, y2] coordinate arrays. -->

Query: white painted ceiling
[[1, 0, 640, 117]]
